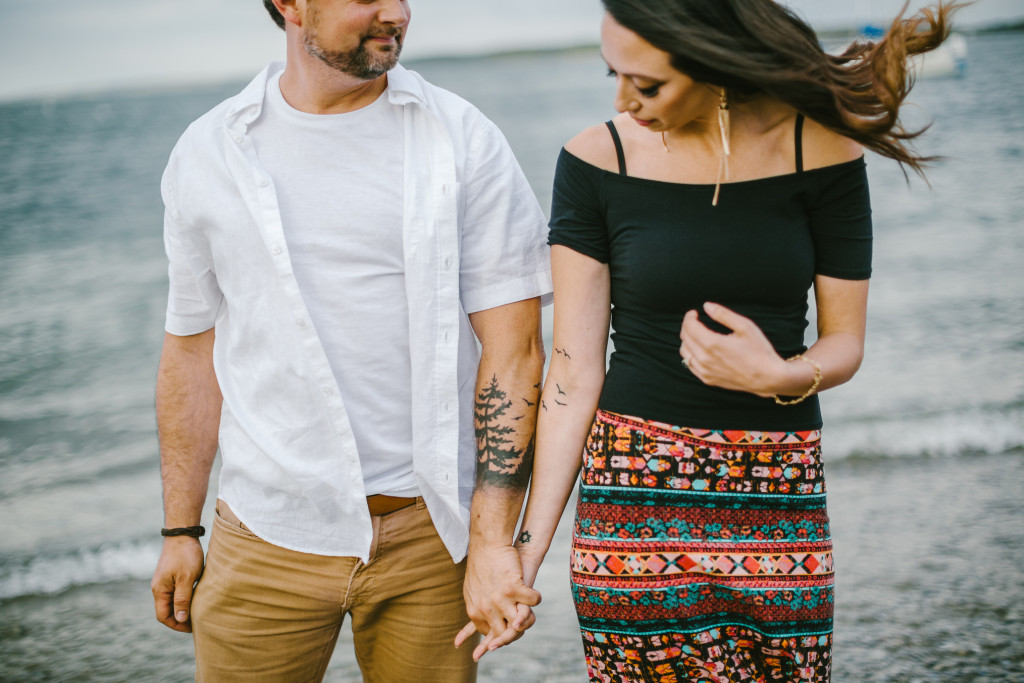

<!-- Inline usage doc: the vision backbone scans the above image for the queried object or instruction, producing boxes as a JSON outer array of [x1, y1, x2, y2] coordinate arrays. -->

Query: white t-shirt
[[249, 73, 416, 497]]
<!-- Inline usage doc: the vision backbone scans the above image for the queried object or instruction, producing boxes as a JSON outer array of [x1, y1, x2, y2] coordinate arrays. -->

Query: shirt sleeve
[[548, 149, 610, 264], [808, 158, 873, 280], [458, 117, 553, 315], [162, 152, 223, 335]]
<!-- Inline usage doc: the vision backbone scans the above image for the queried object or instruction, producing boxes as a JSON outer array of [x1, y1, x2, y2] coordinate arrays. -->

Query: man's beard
[[303, 19, 403, 80]]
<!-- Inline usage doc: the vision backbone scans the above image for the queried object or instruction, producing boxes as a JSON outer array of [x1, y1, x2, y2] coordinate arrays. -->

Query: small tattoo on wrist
[[518, 530, 532, 545]]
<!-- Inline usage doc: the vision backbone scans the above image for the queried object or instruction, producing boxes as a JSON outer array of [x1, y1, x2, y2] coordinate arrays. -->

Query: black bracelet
[[161, 526, 206, 538]]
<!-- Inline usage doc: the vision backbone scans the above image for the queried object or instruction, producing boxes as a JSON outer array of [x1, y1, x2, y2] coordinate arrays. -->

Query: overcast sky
[[1, 0, 1021, 101]]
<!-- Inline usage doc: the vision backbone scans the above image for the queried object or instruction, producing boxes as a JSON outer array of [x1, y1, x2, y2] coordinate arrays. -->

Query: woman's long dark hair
[[602, 0, 962, 176]]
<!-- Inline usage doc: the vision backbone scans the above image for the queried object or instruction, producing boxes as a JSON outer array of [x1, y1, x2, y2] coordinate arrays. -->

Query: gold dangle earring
[[712, 88, 730, 206]]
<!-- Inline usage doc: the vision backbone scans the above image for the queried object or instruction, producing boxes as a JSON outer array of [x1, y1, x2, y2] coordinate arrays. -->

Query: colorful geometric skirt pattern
[[571, 410, 833, 682]]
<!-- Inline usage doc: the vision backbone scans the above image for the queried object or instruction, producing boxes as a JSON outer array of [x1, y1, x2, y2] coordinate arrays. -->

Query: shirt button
[[272, 245, 283, 255], [232, 133, 242, 143], [296, 319, 306, 328], [443, 257, 452, 270], [443, 331, 449, 342], [258, 178, 268, 188], [443, 401, 450, 412], [322, 387, 333, 396]]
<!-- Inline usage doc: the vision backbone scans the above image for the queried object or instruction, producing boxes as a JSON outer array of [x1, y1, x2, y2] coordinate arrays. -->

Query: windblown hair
[[264, 0, 285, 30], [601, 0, 963, 176]]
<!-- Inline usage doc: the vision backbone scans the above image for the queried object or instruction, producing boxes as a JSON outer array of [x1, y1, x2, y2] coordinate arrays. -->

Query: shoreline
[[1, 450, 1021, 681]]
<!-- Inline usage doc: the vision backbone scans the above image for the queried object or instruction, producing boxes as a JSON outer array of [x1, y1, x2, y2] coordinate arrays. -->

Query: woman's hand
[[516, 536, 545, 590], [679, 302, 787, 397]]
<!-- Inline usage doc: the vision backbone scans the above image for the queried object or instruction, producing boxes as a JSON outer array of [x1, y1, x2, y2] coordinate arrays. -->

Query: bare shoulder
[[563, 119, 621, 173], [801, 116, 864, 170]]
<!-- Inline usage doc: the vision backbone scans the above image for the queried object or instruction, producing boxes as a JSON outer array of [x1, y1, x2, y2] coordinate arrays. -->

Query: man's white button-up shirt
[[161, 63, 552, 562]]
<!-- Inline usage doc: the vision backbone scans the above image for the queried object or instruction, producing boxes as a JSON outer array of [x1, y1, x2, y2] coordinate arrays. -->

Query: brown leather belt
[[218, 497, 414, 528], [216, 501, 249, 531], [366, 494, 416, 517]]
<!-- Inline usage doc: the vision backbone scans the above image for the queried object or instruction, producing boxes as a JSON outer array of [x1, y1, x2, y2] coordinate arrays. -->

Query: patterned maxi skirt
[[571, 410, 833, 683]]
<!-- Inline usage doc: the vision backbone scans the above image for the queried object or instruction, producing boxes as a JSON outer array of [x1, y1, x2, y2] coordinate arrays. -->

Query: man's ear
[[271, 0, 304, 27]]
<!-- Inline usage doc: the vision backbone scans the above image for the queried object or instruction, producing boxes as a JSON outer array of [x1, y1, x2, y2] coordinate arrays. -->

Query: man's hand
[[151, 536, 205, 633], [456, 544, 541, 660]]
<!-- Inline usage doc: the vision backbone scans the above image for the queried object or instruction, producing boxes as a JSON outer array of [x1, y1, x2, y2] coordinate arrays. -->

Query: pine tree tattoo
[[475, 375, 533, 489]]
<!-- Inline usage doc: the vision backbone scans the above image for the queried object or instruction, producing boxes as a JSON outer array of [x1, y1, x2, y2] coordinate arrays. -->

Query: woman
[[512, 1, 958, 681]]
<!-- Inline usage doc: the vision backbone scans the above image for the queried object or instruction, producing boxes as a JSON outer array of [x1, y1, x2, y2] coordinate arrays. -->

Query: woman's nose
[[613, 80, 638, 113]]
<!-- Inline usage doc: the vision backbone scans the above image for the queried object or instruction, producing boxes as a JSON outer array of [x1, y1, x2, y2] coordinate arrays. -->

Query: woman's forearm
[[515, 356, 604, 585], [518, 246, 613, 584]]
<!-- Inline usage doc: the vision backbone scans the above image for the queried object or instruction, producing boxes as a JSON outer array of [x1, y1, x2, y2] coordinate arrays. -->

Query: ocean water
[[1, 31, 1022, 682]]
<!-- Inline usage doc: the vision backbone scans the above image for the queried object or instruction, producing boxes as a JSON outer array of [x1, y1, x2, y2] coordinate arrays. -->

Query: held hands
[[456, 544, 541, 661], [680, 302, 786, 397], [151, 536, 205, 633]]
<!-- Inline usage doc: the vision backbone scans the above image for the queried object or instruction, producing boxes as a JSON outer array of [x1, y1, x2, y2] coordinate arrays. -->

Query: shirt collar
[[384, 63, 428, 107], [224, 62, 426, 133]]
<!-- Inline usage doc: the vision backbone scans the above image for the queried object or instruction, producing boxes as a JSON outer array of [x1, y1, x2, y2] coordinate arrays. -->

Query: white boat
[[835, 28, 968, 80], [910, 32, 968, 79], [853, 0, 968, 79]]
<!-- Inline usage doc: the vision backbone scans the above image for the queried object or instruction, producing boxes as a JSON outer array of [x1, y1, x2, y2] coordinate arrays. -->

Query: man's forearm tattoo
[[475, 375, 537, 489]]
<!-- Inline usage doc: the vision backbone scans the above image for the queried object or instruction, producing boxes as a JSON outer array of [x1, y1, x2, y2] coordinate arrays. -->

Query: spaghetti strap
[[605, 121, 627, 175], [795, 114, 805, 174]]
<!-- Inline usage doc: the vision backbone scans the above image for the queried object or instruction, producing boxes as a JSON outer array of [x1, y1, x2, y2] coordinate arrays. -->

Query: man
[[149, 0, 550, 679]]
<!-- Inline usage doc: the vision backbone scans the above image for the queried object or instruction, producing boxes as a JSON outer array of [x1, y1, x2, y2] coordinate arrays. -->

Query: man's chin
[[371, 49, 402, 72], [370, 55, 400, 74]]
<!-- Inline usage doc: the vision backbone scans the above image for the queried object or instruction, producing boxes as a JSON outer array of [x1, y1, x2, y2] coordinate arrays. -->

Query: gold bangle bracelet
[[772, 354, 822, 406]]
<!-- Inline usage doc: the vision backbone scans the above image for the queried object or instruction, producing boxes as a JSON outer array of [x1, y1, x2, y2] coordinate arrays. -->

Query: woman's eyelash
[[606, 68, 661, 97]]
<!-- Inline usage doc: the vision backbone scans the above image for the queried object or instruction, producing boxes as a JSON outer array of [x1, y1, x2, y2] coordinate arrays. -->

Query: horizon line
[[2, 19, 1021, 106]]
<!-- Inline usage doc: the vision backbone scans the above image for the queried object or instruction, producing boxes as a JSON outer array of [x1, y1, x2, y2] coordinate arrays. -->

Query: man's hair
[[264, 0, 285, 30]]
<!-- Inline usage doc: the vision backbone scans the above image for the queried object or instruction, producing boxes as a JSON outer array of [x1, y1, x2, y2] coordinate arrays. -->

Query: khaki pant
[[191, 499, 478, 682]]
